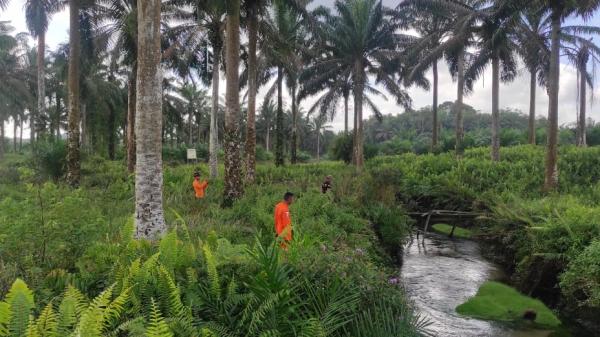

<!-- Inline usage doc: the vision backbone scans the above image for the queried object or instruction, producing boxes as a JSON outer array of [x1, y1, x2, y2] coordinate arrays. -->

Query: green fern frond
[[57, 286, 88, 335], [103, 287, 130, 331], [0, 302, 10, 337], [24, 320, 39, 337], [146, 299, 173, 337], [6, 279, 34, 337], [73, 285, 115, 337], [35, 303, 58, 337], [202, 244, 221, 298]]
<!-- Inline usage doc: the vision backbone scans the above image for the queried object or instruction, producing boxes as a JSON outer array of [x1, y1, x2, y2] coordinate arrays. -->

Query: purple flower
[[388, 277, 400, 285]]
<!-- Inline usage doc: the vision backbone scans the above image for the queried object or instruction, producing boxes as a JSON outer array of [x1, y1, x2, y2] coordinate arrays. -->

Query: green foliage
[[456, 281, 561, 328], [30, 139, 67, 181], [560, 240, 600, 307], [329, 134, 353, 164]]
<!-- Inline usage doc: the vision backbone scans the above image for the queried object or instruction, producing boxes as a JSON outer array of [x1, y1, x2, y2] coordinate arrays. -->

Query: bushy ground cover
[[0, 153, 423, 337]]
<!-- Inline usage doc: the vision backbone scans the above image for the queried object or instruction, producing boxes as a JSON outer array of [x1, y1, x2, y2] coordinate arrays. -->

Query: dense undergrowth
[[364, 145, 600, 326], [0, 153, 422, 337]]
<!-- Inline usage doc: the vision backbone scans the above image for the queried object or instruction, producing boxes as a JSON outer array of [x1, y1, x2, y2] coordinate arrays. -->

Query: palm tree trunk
[[108, 104, 116, 160], [577, 66, 587, 147], [0, 117, 4, 159], [316, 127, 320, 162], [13, 119, 17, 152], [19, 119, 23, 151], [291, 83, 298, 164], [432, 60, 439, 150], [188, 108, 193, 145], [544, 13, 560, 191], [55, 93, 61, 141], [209, 45, 220, 179], [245, 9, 258, 182], [528, 69, 536, 145], [66, 0, 81, 187], [80, 103, 87, 150], [454, 50, 465, 156], [134, 0, 166, 240], [127, 66, 137, 173], [353, 61, 365, 168], [491, 55, 500, 162], [223, 0, 244, 206], [275, 66, 284, 166], [266, 123, 270, 152], [36, 33, 45, 140], [343, 91, 349, 134]]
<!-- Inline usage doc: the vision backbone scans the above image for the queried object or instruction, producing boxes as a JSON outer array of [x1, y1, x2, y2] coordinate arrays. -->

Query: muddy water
[[401, 233, 558, 337]]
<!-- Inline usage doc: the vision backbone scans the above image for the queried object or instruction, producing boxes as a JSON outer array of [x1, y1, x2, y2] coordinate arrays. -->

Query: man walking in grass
[[193, 171, 209, 199], [274, 192, 294, 249]]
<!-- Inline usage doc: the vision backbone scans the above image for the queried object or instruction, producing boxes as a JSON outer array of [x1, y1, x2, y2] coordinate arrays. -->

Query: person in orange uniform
[[192, 171, 209, 199], [274, 192, 294, 249]]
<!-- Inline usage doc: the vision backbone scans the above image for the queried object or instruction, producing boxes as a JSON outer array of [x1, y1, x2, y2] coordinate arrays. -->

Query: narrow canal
[[401, 233, 574, 337]]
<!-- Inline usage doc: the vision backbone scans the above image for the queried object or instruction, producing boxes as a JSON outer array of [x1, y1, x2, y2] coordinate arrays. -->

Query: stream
[[401, 232, 576, 337]]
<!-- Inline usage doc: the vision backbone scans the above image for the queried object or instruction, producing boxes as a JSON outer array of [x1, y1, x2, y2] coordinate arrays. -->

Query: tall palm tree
[[25, 0, 60, 142], [93, 0, 138, 172], [459, 2, 519, 161], [223, 0, 244, 206], [312, 0, 411, 168], [244, 0, 262, 181], [539, 0, 600, 191], [66, 0, 81, 186], [181, 0, 226, 179], [259, 0, 309, 166], [400, 0, 479, 156], [561, 30, 600, 147], [397, 4, 452, 150], [134, 0, 166, 239]]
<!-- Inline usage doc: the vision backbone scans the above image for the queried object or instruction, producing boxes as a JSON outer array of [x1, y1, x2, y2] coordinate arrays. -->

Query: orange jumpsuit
[[193, 179, 209, 199], [274, 202, 292, 246]]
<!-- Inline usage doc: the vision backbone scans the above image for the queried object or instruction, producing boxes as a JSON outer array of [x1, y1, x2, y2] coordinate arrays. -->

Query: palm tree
[[258, 100, 276, 151], [259, 0, 309, 166], [458, 2, 520, 161], [311, 112, 330, 161], [312, 0, 411, 168], [93, 0, 139, 172], [66, 0, 81, 186], [539, 0, 600, 191], [25, 0, 60, 142], [400, 0, 478, 156], [513, 9, 550, 145], [182, 0, 226, 179], [244, 0, 262, 182], [561, 31, 600, 147], [397, 4, 452, 150], [134, 0, 166, 239], [223, 0, 244, 206]]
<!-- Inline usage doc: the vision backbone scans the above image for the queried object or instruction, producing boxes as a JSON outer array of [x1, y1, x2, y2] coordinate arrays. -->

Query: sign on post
[[187, 149, 197, 161]]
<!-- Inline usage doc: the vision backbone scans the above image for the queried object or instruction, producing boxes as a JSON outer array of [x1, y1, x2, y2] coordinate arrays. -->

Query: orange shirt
[[193, 179, 208, 199], [274, 202, 292, 241]]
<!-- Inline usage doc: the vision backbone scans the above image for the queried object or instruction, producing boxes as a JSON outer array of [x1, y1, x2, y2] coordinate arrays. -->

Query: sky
[[1, 1, 600, 136]]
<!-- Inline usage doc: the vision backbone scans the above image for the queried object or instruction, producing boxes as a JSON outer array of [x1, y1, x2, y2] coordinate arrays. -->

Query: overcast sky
[[2, 1, 600, 135]]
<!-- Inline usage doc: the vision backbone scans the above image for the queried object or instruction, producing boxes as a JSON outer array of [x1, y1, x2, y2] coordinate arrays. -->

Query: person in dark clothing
[[321, 175, 332, 194]]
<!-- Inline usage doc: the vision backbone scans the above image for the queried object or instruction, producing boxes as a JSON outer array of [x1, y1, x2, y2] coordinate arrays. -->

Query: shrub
[[330, 134, 353, 163], [30, 139, 67, 181]]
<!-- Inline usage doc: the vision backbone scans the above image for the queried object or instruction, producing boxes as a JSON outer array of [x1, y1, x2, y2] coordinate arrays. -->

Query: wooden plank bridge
[[408, 210, 485, 244]]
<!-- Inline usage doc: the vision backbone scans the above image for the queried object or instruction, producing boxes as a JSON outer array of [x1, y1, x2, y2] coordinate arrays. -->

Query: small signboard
[[187, 149, 197, 160]]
